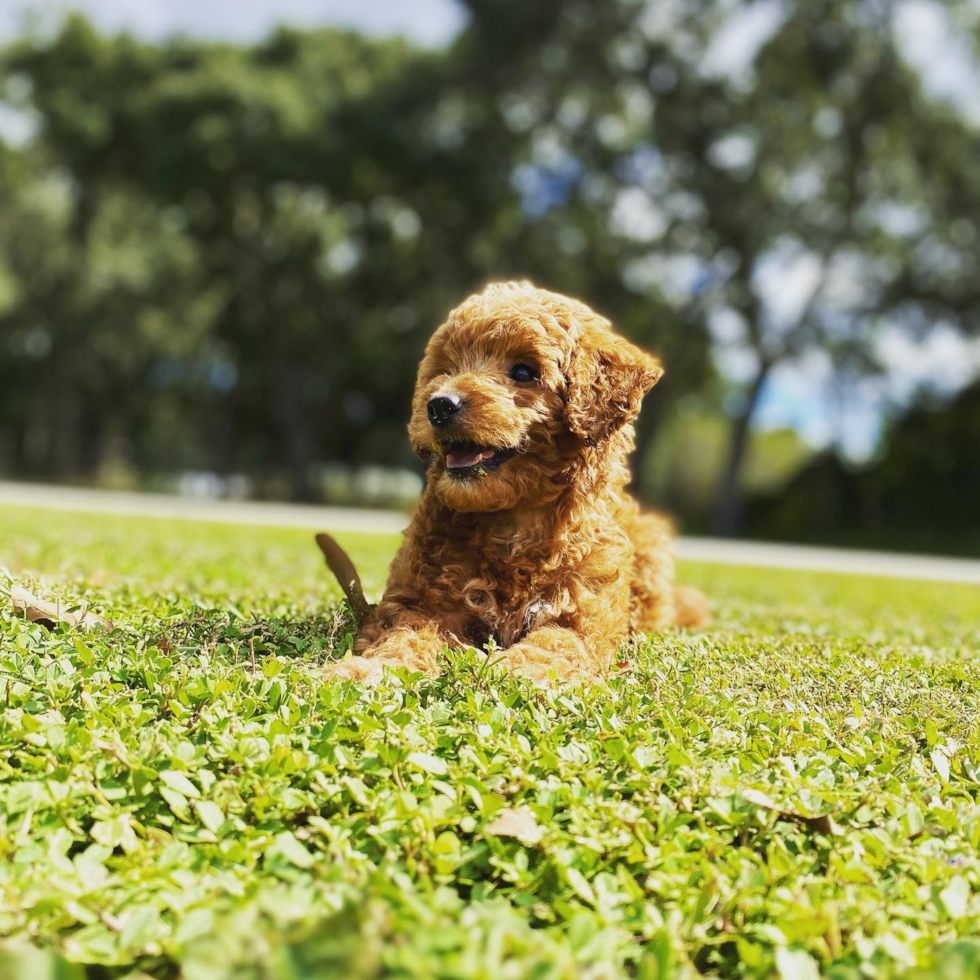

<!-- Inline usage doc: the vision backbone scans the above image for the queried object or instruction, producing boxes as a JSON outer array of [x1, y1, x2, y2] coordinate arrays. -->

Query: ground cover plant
[[1, 505, 979, 979]]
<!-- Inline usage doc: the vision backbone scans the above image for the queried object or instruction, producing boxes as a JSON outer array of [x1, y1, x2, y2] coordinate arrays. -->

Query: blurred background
[[1, 0, 979, 555]]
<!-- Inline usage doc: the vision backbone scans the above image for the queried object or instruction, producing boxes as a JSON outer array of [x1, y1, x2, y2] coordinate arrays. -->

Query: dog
[[324, 281, 708, 684]]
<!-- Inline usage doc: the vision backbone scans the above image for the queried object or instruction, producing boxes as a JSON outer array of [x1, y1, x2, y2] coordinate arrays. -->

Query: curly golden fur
[[324, 281, 709, 684]]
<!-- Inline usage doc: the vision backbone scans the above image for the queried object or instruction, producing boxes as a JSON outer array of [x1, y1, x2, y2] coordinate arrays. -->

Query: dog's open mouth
[[442, 441, 517, 477]]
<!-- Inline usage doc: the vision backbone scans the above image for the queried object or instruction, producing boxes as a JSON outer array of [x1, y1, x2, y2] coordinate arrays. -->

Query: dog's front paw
[[323, 657, 389, 686]]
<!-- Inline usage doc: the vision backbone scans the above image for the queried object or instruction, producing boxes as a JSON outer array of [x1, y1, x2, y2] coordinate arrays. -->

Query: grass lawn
[[1, 505, 979, 979]]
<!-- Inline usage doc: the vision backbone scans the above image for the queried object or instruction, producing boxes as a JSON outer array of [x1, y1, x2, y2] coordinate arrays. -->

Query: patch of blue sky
[[511, 157, 584, 219]]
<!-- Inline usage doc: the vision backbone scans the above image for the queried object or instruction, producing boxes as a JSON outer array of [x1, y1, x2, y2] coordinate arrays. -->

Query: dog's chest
[[439, 550, 563, 647], [460, 595, 557, 648]]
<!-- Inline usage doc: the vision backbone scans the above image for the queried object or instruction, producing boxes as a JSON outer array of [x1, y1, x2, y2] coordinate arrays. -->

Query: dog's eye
[[509, 363, 539, 384]]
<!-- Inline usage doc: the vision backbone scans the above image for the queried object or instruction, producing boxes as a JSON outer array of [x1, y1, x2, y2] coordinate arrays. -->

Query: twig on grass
[[743, 788, 843, 836]]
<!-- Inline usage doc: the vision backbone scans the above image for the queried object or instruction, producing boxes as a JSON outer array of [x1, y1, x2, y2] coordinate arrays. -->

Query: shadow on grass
[[145, 602, 360, 666]]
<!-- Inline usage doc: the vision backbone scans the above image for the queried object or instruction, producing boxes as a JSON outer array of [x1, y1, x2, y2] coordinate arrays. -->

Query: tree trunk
[[75, 396, 104, 479], [712, 360, 772, 537], [272, 364, 318, 501]]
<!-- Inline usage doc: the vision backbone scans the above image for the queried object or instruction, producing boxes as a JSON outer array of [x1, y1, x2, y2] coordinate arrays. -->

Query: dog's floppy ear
[[564, 327, 663, 442]]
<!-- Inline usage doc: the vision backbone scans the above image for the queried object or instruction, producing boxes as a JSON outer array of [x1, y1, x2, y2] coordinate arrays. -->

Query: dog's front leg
[[323, 603, 451, 684], [501, 625, 611, 685]]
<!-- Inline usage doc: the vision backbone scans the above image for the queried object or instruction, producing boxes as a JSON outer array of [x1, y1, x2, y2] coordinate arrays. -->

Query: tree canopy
[[1, 2, 978, 536]]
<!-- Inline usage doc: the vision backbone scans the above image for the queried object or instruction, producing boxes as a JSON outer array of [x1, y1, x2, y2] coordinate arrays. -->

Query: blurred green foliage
[[746, 378, 980, 555], [1, 1, 979, 537]]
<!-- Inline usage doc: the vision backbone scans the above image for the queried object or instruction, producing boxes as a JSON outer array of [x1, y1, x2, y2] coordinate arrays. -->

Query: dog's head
[[409, 281, 663, 513]]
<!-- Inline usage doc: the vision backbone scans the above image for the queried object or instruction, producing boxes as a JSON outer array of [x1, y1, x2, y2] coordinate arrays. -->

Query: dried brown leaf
[[485, 806, 543, 844], [11, 585, 114, 632]]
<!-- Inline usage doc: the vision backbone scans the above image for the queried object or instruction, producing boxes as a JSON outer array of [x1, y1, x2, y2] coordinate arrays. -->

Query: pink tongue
[[447, 449, 489, 469]]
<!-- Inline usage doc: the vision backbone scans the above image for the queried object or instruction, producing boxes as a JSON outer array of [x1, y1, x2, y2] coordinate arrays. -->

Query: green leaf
[[271, 831, 315, 869], [174, 907, 215, 945], [940, 877, 970, 919], [193, 799, 225, 834], [160, 787, 190, 819], [406, 752, 448, 776], [565, 868, 596, 906], [119, 906, 159, 950], [775, 948, 821, 980], [159, 770, 201, 799]]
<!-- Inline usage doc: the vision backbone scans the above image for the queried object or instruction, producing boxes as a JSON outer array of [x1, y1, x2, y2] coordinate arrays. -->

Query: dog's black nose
[[427, 394, 462, 427]]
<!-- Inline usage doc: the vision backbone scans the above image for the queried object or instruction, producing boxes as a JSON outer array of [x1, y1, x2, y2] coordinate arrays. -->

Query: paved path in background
[[0, 480, 408, 535], [673, 537, 980, 585], [3, 480, 980, 585]]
